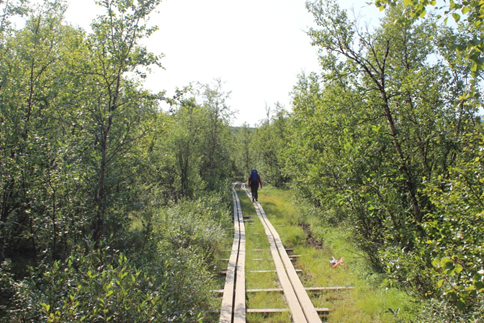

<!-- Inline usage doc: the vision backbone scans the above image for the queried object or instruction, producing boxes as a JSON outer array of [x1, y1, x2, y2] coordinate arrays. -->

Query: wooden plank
[[243, 187, 307, 323], [306, 286, 354, 291], [220, 187, 247, 323], [249, 269, 302, 273], [254, 201, 321, 323], [222, 286, 353, 293], [219, 190, 241, 323], [217, 287, 353, 294], [315, 308, 330, 313], [233, 191, 246, 323], [208, 308, 330, 314], [249, 270, 275, 273], [247, 308, 289, 313], [245, 186, 321, 323], [247, 288, 284, 292]]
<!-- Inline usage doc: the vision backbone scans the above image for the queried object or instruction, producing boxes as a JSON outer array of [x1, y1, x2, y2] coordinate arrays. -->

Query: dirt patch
[[299, 221, 323, 249]]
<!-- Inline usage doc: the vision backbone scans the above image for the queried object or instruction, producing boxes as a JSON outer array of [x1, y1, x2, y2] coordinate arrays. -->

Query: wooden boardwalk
[[219, 185, 246, 323], [219, 183, 323, 323]]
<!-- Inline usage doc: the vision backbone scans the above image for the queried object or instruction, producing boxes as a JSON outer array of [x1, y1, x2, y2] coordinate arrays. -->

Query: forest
[[0, 0, 483, 322]]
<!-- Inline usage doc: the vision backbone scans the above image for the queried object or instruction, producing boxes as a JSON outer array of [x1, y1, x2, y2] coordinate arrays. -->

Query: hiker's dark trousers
[[250, 182, 259, 201]]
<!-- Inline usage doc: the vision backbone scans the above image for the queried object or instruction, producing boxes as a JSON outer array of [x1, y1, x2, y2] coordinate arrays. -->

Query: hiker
[[248, 169, 262, 202]]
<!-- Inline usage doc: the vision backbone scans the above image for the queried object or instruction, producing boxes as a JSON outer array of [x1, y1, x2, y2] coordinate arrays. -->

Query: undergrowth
[[0, 192, 233, 323]]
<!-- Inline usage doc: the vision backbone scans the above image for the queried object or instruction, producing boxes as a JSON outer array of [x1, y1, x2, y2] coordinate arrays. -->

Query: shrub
[[154, 193, 232, 269], [4, 241, 211, 323]]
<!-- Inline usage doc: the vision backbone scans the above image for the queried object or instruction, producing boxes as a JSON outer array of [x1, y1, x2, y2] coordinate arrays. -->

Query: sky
[[64, 0, 383, 126]]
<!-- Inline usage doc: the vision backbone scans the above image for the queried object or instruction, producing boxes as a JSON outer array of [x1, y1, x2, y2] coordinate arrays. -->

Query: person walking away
[[248, 169, 262, 202]]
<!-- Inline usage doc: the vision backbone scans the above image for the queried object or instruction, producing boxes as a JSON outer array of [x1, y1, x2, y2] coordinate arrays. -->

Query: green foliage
[[285, 0, 484, 319], [371, 0, 484, 79], [0, 0, 164, 260], [419, 130, 484, 319], [230, 123, 255, 180], [4, 242, 209, 322], [251, 104, 290, 187], [160, 80, 234, 199], [153, 191, 232, 268], [0, 0, 234, 320]]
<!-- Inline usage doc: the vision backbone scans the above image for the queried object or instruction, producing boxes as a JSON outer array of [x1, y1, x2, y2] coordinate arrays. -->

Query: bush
[[3, 241, 212, 323], [154, 192, 232, 269]]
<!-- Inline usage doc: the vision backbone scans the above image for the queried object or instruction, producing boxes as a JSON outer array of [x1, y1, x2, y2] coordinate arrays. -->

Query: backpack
[[250, 169, 259, 182]]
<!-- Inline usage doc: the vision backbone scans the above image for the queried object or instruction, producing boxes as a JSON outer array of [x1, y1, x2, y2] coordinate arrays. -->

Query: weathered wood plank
[[247, 308, 289, 313], [246, 308, 329, 314], [215, 286, 354, 293], [315, 308, 330, 313], [220, 188, 246, 323], [233, 191, 246, 323], [249, 269, 302, 273], [219, 189, 240, 323], [243, 187, 308, 323], [243, 185, 321, 323], [306, 286, 354, 291], [254, 201, 322, 323]]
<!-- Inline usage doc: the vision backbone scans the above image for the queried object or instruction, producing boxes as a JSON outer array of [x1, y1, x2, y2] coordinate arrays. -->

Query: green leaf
[[432, 258, 440, 267], [440, 257, 452, 268], [445, 261, 455, 271], [455, 264, 463, 274], [456, 299, 465, 311], [452, 13, 461, 22], [41, 303, 50, 312], [437, 279, 444, 288], [474, 281, 484, 290]]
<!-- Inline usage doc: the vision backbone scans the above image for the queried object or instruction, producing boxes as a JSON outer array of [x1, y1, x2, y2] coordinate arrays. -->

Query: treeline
[[235, 0, 484, 321], [0, 1, 234, 321]]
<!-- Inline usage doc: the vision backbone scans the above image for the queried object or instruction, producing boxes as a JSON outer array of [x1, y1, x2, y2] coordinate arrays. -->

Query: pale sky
[[64, 0, 382, 126]]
